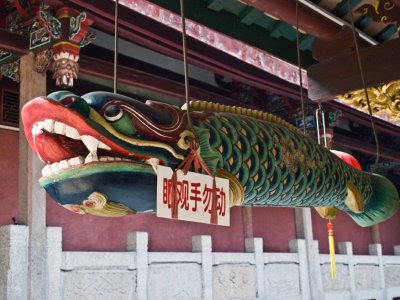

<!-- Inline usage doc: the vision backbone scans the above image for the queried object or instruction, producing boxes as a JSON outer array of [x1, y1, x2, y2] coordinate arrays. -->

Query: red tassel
[[327, 221, 336, 279], [210, 177, 218, 225], [171, 171, 179, 219]]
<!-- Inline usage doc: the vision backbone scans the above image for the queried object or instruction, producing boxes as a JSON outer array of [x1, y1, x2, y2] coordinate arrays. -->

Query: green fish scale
[[198, 113, 373, 208]]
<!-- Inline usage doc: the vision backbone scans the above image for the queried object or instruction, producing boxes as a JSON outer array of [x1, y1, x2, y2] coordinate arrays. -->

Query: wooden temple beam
[[333, 134, 400, 163], [307, 38, 400, 101], [79, 55, 238, 105], [71, 0, 305, 99], [0, 29, 29, 55], [70, 0, 307, 91], [238, 0, 340, 41]]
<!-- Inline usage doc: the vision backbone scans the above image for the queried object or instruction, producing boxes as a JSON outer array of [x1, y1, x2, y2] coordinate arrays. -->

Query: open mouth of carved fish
[[21, 93, 189, 213], [23, 95, 184, 178], [31, 118, 147, 177]]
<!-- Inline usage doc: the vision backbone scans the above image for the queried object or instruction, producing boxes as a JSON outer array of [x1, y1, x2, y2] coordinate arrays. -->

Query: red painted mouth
[[22, 97, 150, 176]]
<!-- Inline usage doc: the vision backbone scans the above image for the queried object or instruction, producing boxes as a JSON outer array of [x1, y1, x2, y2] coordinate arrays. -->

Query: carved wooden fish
[[21, 91, 399, 226]]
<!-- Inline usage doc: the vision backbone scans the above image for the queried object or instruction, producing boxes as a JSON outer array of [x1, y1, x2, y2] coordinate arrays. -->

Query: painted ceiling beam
[[70, 0, 305, 98], [241, 0, 378, 45], [74, 0, 307, 88], [307, 38, 400, 101], [79, 55, 238, 105], [238, 0, 340, 41], [0, 29, 29, 55], [333, 133, 400, 163]]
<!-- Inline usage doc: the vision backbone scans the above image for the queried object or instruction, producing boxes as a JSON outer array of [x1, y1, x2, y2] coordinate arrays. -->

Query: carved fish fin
[[216, 169, 244, 207], [314, 206, 339, 220], [345, 181, 365, 213]]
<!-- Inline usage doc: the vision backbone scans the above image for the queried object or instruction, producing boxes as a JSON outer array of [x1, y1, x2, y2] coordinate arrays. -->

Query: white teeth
[[50, 162, 60, 173], [41, 155, 136, 177], [41, 156, 84, 177], [81, 135, 100, 152], [41, 165, 51, 177], [65, 126, 80, 140], [32, 121, 44, 135], [59, 159, 70, 169], [33, 119, 137, 177], [54, 122, 66, 135], [69, 156, 84, 166], [98, 141, 111, 150], [43, 119, 54, 132], [84, 152, 98, 164]]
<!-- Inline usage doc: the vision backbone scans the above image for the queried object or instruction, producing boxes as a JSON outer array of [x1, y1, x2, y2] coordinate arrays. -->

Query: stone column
[[245, 237, 265, 299], [0, 225, 29, 300], [369, 244, 386, 299], [127, 231, 148, 300], [192, 235, 213, 300], [18, 53, 48, 299], [338, 242, 356, 300], [290, 239, 311, 300], [294, 207, 324, 299], [47, 227, 62, 300]]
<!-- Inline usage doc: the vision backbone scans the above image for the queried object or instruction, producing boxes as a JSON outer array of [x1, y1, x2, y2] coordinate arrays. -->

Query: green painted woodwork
[[149, 0, 316, 67]]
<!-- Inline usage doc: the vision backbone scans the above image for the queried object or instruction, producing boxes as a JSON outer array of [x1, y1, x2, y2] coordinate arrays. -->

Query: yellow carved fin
[[216, 169, 244, 207], [346, 182, 365, 213], [82, 192, 135, 217], [314, 206, 339, 220]]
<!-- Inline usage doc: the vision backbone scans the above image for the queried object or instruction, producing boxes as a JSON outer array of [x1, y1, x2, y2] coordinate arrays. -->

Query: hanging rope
[[179, 0, 197, 142], [113, 0, 119, 94], [295, 0, 307, 135], [167, 144, 219, 224], [171, 0, 218, 224], [347, 0, 380, 164]]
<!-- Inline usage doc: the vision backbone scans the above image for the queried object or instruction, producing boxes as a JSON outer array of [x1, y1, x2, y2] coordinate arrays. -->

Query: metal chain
[[315, 104, 328, 147]]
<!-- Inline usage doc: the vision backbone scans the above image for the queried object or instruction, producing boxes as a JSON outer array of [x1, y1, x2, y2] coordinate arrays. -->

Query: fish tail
[[346, 173, 399, 227]]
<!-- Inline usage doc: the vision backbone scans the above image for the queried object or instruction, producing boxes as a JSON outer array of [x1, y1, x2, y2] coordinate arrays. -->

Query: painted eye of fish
[[103, 105, 136, 136], [104, 105, 123, 122]]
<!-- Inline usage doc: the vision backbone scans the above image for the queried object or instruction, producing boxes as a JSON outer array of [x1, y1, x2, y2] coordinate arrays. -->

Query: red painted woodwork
[[239, 0, 340, 41], [308, 38, 400, 101], [0, 129, 19, 225]]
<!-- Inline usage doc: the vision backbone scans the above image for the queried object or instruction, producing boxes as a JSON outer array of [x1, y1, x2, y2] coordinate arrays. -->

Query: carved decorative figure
[[339, 80, 400, 124], [37, 5, 95, 87], [0, 59, 20, 82], [21, 91, 399, 226]]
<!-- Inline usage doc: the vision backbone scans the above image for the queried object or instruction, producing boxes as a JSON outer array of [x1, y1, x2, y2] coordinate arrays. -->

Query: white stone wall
[[1, 225, 400, 300]]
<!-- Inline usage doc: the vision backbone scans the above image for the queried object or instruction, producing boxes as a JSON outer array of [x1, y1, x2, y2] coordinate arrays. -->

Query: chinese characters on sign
[[156, 166, 230, 226]]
